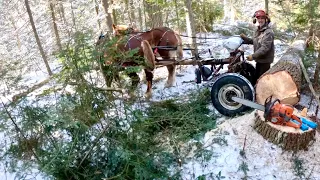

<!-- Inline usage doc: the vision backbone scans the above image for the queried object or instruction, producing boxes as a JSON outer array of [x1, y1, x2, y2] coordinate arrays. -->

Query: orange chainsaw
[[232, 96, 302, 128]]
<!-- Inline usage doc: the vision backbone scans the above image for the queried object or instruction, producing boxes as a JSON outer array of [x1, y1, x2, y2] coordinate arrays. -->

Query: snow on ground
[[127, 33, 320, 179], [1, 29, 320, 179], [181, 111, 320, 179]]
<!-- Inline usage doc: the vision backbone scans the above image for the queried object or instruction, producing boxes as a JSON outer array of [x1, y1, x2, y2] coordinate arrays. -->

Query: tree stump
[[255, 40, 306, 105], [253, 40, 317, 151], [253, 110, 316, 151]]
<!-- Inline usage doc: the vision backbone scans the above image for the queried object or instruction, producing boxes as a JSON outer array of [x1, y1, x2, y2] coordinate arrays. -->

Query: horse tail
[[141, 40, 155, 70], [175, 33, 183, 60]]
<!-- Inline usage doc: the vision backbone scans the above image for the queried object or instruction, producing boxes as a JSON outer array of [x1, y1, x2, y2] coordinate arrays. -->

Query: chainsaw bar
[[231, 97, 265, 111]]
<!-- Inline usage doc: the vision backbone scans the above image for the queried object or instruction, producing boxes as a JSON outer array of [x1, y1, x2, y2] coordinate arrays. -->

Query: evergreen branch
[[0, 98, 41, 163], [77, 123, 110, 168]]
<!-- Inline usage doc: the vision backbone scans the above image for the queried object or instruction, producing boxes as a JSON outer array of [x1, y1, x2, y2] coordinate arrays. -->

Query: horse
[[96, 32, 156, 98], [97, 25, 183, 98], [112, 24, 183, 87]]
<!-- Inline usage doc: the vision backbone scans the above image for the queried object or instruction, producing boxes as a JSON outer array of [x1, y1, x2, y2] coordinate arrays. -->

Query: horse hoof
[[164, 82, 174, 88], [144, 92, 152, 99]]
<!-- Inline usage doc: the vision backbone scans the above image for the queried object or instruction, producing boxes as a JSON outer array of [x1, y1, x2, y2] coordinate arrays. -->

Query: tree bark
[[255, 40, 305, 105], [254, 111, 316, 151], [184, 0, 197, 56], [138, 0, 143, 30], [70, 0, 77, 30], [111, 0, 117, 26], [265, 0, 269, 14], [9, 16, 22, 50], [102, 0, 113, 32], [94, 0, 101, 30], [174, 0, 180, 33], [145, 1, 163, 28], [25, 0, 52, 75], [129, 0, 136, 24], [49, 1, 62, 52]]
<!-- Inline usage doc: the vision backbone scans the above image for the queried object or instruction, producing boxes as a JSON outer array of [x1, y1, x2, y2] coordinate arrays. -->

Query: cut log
[[255, 40, 306, 105], [254, 110, 316, 151]]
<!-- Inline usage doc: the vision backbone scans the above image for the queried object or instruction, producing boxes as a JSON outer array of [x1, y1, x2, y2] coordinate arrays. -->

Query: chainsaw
[[232, 96, 304, 129]]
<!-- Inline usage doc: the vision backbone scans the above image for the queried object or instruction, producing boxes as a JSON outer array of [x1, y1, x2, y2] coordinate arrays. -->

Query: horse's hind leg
[[165, 49, 177, 87], [165, 64, 176, 87], [128, 72, 140, 91], [100, 65, 113, 87], [144, 69, 154, 99]]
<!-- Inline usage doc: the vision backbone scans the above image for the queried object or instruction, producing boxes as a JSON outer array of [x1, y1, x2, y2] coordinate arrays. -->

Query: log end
[[254, 110, 316, 151], [255, 71, 300, 105]]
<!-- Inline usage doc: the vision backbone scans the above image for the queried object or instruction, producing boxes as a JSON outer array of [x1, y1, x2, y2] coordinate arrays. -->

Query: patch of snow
[[180, 111, 320, 179]]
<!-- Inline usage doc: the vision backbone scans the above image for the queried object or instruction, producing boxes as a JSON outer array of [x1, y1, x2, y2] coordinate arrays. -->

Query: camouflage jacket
[[242, 24, 275, 64]]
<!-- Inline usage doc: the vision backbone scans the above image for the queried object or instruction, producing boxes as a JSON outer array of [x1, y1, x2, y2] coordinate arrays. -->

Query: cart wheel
[[211, 73, 255, 116], [239, 63, 256, 86], [195, 68, 201, 84]]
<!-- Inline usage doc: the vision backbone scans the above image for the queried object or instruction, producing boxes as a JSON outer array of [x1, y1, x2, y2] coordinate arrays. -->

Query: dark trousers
[[256, 63, 270, 80]]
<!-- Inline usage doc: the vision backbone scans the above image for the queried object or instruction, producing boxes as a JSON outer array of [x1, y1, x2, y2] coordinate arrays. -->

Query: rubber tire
[[239, 63, 256, 86], [195, 68, 202, 84], [211, 73, 255, 117]]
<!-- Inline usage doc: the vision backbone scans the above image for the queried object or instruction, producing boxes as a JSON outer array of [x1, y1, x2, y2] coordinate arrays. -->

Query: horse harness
[[124, 28, 175, 55]]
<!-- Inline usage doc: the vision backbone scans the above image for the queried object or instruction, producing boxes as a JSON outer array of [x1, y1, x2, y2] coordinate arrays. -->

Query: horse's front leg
[[144, 69, 153, 99], [165, 64, 176, 87]]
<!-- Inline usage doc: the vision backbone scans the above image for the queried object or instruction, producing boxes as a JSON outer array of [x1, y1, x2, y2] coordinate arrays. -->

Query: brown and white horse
[[98, 24, 183, 98]]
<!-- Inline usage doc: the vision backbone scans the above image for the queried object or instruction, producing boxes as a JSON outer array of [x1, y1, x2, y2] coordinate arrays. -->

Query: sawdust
[[181, 110, 320, 179]]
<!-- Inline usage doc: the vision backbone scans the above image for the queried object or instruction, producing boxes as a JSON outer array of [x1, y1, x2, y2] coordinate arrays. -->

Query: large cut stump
[[255, 40, 305, 105], [254, 110, 316, 151], [253, 40, 317, 151]]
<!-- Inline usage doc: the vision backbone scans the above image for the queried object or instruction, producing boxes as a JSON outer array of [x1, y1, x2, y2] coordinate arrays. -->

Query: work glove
[[240, 33, 247, 39], [246, 55, 253, 61]]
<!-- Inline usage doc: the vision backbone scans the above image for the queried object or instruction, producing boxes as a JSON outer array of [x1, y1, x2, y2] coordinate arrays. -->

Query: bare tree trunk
[[184, 0, 197, 56], [309, 0, 320, 87], [145, 1, 163, 28], [129, 0, 136, 24], [111, 0, 117, 25], [57, 2, 71, 38], [94, 0, 101, 30], [223, 0, 230, 23], [174, 0, 180, 32], [58, 2, 67, 25], [314, 53, 320, 87], [49, 1, 62, 52], [25, 0, 52, 75], [102, 0, 113, 32], [70, 0, 77, 30], [143, 0, 147, 29], [138, 1, 143, 30], [265, 0, 269, 14], [9, 16, 22, 50]]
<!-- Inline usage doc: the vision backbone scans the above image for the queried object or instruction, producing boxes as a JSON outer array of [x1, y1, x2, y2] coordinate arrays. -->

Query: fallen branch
[[11, 75, 125, 103], [12, 76, 53, 103], [298, 49, 320, 107]]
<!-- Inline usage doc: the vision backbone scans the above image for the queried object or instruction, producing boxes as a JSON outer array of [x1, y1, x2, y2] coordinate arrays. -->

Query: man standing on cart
[[240, 10, 275, 83]]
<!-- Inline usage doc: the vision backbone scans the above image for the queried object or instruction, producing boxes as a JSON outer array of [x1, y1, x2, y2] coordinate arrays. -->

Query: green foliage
[[192, 0, 224, 31], [238, 161, 249, 178], [292, 156, 306, 179], [0, 29, 218, 179], [273, 0, 320, 33], [132, 88, 216, 142], [3, 88, 215, 179], [303, 48, 318, 70]]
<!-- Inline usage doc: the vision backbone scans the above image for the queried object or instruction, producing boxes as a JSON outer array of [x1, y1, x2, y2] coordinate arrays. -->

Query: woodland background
[[0, 0, 320, 179]]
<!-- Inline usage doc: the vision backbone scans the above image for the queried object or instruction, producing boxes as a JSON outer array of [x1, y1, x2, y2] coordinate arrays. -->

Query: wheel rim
[[218, 84, 244, 110]]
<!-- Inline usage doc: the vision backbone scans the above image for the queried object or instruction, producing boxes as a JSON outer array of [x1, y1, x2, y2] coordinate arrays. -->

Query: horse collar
[[157, 30, 170, 46]]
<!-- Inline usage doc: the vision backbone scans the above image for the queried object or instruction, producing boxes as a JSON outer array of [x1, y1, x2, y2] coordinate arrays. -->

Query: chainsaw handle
[[287, 115, 302, 129], [264, 97, 280, 120]]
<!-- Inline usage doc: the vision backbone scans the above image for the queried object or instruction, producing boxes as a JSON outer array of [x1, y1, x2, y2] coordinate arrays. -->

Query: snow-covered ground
[[1, 28, 319, 179]]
